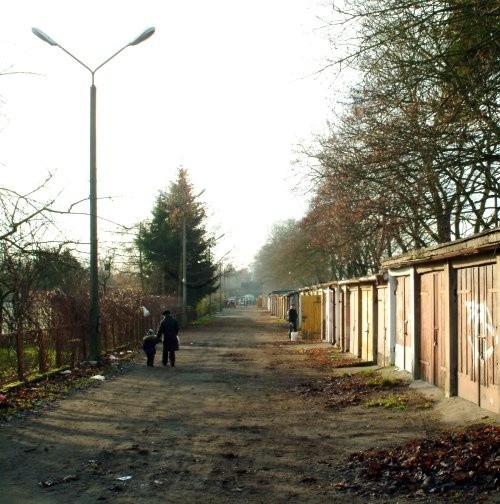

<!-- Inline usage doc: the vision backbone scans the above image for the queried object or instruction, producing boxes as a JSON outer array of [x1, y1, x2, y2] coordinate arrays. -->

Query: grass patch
[[297, 371, 434, 411], [0, 345, 62, 388], [381, 377, 402, 387], [364, 393, 409, 410], [366, 375, 405, 387], [191, 315, 215, 325], [364, 391, 434, 411]]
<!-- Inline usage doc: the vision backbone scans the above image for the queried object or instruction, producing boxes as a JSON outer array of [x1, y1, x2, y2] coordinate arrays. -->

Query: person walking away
[[157, 310, 180, 367], [287, 303, 298, 339], [142, 329, 160, 367]]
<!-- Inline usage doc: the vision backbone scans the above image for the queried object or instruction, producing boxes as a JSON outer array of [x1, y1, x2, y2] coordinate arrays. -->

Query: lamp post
[[181, 216, 187, 327], [208, 233, 225, 316], [215, 249, 232, 313], [181, 188, 205, 328], [32, 27, 155, 362], [219, 262, 223, 312]]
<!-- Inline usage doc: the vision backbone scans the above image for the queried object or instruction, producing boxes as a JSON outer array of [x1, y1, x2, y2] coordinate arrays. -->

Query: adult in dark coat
[[287, 303, 298, 339], [157, 310, 180, 367]]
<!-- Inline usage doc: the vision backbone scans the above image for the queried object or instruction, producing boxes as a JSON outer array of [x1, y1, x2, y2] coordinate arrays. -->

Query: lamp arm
[[93, 44, 129, 75], [55, 43, 130, 83], [56, 45, 93, 74]]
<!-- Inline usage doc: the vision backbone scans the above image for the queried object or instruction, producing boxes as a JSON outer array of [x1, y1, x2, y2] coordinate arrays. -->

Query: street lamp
[[219, 262, 224, 312], [208, 233, 225, 316], [33, 27, 155, 361], [181, 188, 205, 328], [215, 249, 232, 313]]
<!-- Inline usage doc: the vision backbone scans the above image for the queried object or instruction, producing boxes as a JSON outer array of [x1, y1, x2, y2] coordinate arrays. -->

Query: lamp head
[[32, 27, 58, 46], [129, 27, 155, 46]]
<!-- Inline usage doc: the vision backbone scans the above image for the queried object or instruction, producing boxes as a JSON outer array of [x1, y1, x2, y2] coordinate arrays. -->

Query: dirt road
[[0, 307, 497, 503]]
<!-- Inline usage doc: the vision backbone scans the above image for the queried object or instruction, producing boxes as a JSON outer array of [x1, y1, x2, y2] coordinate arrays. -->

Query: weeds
[[364, 393, 409, 410]]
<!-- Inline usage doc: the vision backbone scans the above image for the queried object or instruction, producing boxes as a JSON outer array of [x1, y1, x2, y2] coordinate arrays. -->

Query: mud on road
[[0, 307, 498, 503]]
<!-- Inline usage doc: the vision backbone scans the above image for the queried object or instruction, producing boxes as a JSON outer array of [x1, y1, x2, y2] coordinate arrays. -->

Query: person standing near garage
[[287, 303, 298, 339], [157, 310, 180, 367]]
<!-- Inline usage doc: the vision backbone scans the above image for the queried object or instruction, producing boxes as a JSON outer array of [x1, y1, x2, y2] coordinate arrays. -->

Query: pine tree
[[136, 167, 218, 308]]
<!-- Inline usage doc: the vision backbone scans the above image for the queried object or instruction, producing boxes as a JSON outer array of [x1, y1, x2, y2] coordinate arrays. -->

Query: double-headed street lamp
[[33, 26, 155, 361]]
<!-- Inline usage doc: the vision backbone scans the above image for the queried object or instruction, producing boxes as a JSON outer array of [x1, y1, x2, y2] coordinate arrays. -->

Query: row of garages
[[263, 228, 499, 415]]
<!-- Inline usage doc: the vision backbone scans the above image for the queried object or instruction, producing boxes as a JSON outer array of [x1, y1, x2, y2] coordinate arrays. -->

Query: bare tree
[[297, 0, 499, 272], [253, 220, 335, 291], [0, 176, 89, 333]]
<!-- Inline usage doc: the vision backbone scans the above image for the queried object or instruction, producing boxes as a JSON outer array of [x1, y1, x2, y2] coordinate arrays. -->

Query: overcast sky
[[0, 0, 336, 269]]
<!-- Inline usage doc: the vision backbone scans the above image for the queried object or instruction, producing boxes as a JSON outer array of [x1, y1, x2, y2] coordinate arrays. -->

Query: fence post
[[16, 330, 24, 382], [55, 327, 62, 368], [38, 329, 47, 374]]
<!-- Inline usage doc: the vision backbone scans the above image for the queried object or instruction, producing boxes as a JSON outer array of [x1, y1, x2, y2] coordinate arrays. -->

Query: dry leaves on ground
[[296, 346, 366, 369], [292, 347, 499, 502], [293, 346, 431, 410], [335, 424, 500, 502], [296, 371, 432, 410], [0, 352, 134, 421]]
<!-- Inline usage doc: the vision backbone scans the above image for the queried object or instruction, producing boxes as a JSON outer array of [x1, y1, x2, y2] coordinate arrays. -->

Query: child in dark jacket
[[143, 329, 161, 367]]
